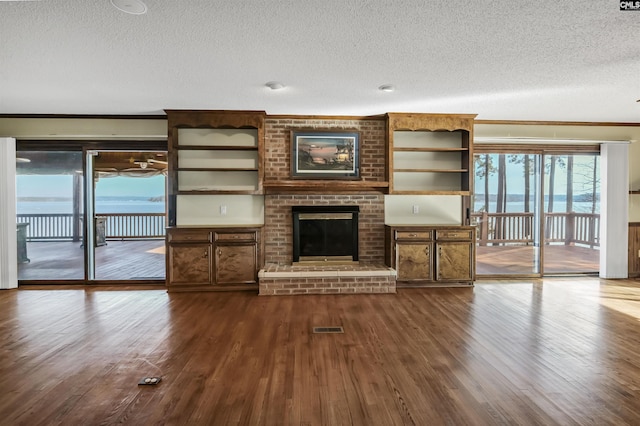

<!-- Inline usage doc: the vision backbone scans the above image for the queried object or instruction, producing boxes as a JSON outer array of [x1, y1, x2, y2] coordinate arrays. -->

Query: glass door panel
[[92, 151, 167, 280], [16, 151, 85, 281], [472, 153, 541, 275], [543, 154, 600, 274]]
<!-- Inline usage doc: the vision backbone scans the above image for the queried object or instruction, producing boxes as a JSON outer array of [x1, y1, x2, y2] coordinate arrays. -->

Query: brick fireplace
[[258, 117, 396, 295], [292, 205, 360, 263], [258, 194, 396, 295], [263, 194, 384, 265]]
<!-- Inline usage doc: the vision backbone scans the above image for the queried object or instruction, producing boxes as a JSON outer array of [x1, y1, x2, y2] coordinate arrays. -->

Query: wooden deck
[[2, 278, 640, 424], [477, 244, 600, 275], [18, 239, 166, 281]]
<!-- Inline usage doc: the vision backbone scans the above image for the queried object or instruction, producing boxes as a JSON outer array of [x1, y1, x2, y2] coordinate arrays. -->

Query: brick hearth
[[258, 264, 396, 296]]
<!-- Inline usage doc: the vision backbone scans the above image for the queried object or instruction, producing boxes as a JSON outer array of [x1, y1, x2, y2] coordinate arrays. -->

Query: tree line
[[475, 154, 599, 215]]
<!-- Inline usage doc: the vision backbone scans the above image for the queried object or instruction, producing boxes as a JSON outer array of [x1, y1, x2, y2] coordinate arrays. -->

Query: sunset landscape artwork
[[292, 132, 359, 178]]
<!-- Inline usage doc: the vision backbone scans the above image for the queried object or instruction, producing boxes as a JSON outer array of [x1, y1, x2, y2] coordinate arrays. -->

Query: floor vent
[[313, 326, 344, 334], [138, 377, 161, 386]]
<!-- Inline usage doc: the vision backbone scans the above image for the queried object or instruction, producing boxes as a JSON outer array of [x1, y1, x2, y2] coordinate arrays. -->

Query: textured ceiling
[[1, 0, 639, 121]]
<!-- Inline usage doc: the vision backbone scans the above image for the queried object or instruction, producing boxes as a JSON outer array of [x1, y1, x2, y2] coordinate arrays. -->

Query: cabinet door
[[215, 244, 257, 285], [396, 242, 432, 281], [436, 242, 473, 282], [168, 243, 212, 285]]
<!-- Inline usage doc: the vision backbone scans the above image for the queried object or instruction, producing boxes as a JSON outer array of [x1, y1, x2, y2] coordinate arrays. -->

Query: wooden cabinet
[[396, 240, 433, 282], [165, 110, 265, 226], [385, 225, 475, 286], [214, 232, 258, 285], [386, 113, 476, 195], [169, 243, 212, 285], [167, 227, 262, 291], [167, 228, 212, 286]]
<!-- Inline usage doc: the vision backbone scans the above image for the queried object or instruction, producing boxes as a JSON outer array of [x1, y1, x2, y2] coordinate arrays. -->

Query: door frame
[[472, 144, 600, 278], [15, 139, 167, 285]]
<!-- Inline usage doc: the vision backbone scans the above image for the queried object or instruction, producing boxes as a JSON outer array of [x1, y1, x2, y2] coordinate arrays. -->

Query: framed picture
[[291, 131, 360, 179]]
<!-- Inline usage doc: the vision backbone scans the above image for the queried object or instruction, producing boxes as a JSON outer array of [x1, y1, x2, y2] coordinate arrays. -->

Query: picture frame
[[291, 130, 360, 179]]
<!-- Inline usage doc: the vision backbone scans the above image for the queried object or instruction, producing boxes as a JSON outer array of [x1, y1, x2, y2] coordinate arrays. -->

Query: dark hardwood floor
[[1, 278, 640, 425]]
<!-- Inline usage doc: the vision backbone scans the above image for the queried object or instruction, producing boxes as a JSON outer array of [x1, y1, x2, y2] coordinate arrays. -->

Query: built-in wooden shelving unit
[[386, 112, 476, 195]]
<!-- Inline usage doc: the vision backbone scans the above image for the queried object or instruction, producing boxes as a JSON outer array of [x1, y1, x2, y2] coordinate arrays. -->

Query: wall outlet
[[412, 205, 419, 214], [220, 205, 227, 215]]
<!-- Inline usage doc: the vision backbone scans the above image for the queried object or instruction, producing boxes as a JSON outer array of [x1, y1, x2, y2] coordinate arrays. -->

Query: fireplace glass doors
[[292, 206, 359, 263]]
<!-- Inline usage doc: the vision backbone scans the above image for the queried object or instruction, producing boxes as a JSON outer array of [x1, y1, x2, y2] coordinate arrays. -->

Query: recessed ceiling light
[[111, 0, 147, 15], [265, 81, 285, 90]]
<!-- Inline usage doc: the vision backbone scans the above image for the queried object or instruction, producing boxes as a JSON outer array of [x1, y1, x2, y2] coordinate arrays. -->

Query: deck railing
[[472, 211, 600, 248], [16, 213, 166, 241], [98, 213, 166, 239], [16, 214, 79, 241], [474, 212, 534, 245], [17, 211, 599, 247], [545, 212, 600, 247]]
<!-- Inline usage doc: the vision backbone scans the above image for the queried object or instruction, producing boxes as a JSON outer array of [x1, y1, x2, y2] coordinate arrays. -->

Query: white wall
[[385, 195, 462, 225], [0, 117, 166, 140], [176, 195, 264, 226]]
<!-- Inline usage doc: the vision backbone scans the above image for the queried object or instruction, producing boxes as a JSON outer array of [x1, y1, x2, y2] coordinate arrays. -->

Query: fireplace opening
[[292, 205, 359, 263]]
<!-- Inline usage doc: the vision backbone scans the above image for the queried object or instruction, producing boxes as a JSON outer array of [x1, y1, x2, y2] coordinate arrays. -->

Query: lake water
[[17, 196, 165, 214], [473, 201, 599, 214]]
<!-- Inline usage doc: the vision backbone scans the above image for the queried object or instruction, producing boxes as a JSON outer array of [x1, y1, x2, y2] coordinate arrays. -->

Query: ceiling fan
[[129, 156, 167, 169], [147, 158, 168, 165]]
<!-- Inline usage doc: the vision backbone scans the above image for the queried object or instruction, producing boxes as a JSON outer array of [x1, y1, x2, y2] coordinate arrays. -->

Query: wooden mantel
[[263, 180, 389, 194]]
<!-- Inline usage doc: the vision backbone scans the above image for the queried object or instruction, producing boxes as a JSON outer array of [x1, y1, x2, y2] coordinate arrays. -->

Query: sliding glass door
[[473, 149, 600, 276], [473, 153, 542, 275], [16, 150, 85, 280], [92, 150, 167, 280], [16, 142, 167, 284], [543, 154, 600, 274]]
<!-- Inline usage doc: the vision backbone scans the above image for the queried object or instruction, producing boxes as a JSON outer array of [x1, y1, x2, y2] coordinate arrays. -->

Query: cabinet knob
[[425, 246, 430, 255], [409, 233, 417, 237], [203, 251, 208, 258], [218, 249, 222, 256]]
